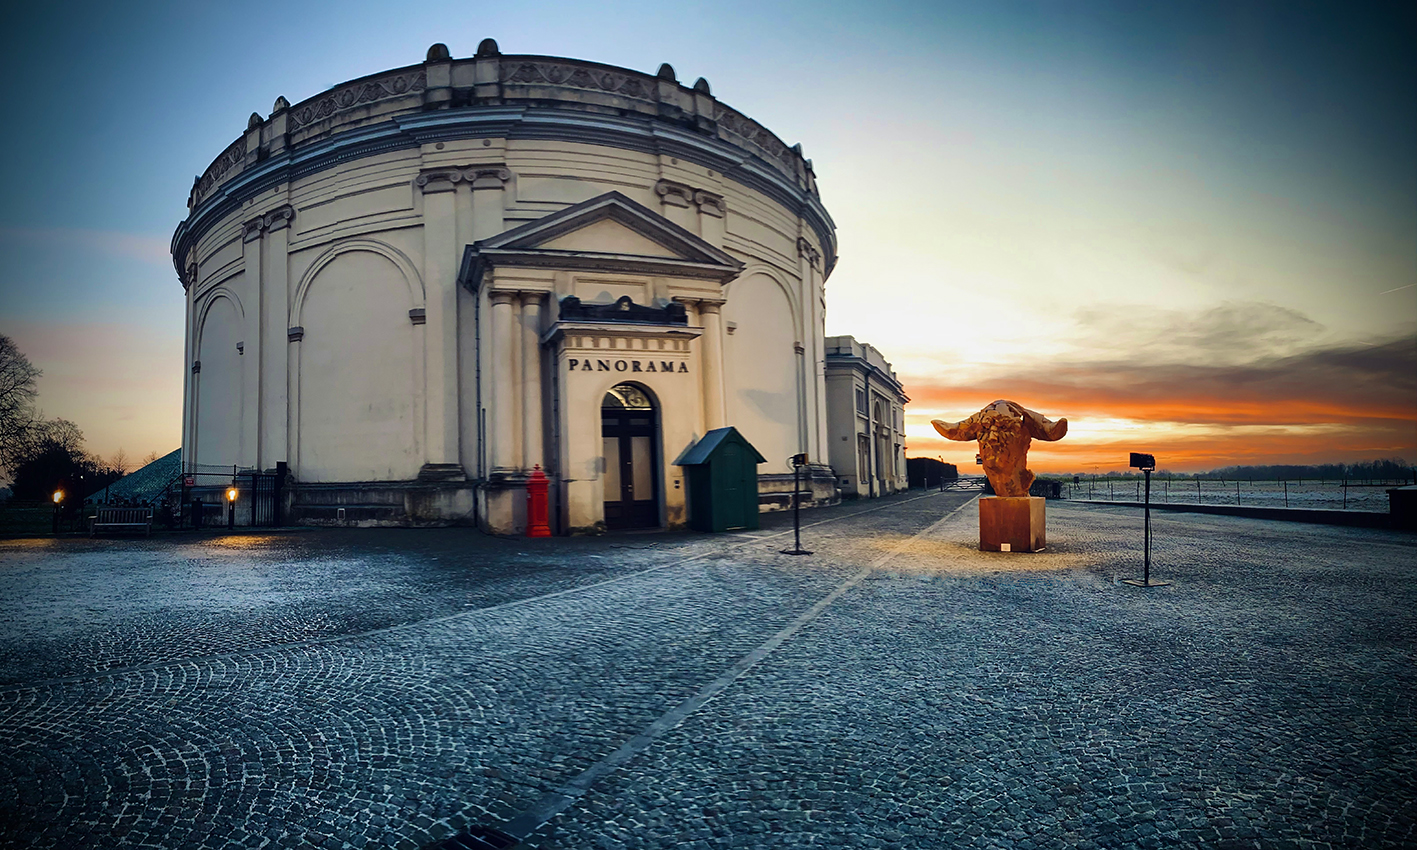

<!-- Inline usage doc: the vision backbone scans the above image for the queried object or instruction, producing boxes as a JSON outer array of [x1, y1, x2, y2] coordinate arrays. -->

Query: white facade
[[173, 41, 839, 533], [824, 336, 909, 498]]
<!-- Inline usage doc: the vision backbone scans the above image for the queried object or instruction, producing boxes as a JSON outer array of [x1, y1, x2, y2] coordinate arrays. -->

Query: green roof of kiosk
[[676, 427, 766, 466]]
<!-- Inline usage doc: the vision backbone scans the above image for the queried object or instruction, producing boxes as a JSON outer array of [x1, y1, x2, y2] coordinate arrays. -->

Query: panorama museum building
[[174, 40, 864, 534]]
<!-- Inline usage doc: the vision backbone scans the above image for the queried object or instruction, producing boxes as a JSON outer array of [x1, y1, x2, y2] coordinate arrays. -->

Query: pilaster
[[240, 214, 264, 469], [798, 236, 827, 462], [416, 170, 462, 475], [260, 205, 293, 469], [470, 166, 510, 240]]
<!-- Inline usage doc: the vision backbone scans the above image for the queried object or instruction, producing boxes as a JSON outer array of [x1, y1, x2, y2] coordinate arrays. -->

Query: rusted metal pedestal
[[979, 496, 1046, 552]]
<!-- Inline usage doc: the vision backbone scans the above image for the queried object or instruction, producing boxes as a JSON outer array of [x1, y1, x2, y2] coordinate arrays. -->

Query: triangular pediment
[[459, 191, 744, 289], [537, 217, 687, 258]]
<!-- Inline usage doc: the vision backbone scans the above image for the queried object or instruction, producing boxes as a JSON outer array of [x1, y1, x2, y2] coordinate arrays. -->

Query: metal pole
[[781, 459, 812, 556], [793, 462, 802, 551], [1144, 469, 1151, 585], [1284, 479, 1288, 508]]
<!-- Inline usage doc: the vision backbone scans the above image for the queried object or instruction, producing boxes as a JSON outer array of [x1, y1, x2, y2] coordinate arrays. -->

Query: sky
[[0, 0, 1413, 474]]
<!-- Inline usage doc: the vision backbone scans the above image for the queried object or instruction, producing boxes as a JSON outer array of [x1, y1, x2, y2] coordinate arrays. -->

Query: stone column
[[416, 170, 463, 477], [489, 290, 519, 472], [698, 300, 727, 430], [261, 205, 293, 469], [240, 215, 264, 469], [521, 292, 544, 470]]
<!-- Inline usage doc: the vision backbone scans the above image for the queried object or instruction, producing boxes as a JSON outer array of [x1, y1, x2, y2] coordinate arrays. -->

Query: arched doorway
[[602, 383, 659, 529]]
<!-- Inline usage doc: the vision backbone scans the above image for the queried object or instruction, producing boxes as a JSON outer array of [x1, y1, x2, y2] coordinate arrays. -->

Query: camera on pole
[[1122, 452, 1168, 588], [780, 453, 812, 556]]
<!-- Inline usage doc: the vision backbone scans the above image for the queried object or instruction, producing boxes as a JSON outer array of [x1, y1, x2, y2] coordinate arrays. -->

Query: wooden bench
[[89, 506, 153, 537]]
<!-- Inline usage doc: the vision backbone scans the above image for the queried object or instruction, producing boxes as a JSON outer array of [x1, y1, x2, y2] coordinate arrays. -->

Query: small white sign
[[1000, 543, 1012, 552]]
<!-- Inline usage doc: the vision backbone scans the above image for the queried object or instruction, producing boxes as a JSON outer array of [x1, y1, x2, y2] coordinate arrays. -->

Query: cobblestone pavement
[[1, 495, 1413, 849]]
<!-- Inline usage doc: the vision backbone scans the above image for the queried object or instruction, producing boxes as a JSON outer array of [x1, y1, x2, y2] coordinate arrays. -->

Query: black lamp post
[[51, 490, 63, 535], [226, 485, 238, 530]]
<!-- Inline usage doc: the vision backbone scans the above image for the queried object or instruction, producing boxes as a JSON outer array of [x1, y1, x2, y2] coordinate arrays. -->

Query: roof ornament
[[692, 77, 711, 94], [271, 95, 289, 114], [426, 43, 451, 61], [247, 112, 262, 130], [657, 63, 677, 81], [476, 38, 500, 57]]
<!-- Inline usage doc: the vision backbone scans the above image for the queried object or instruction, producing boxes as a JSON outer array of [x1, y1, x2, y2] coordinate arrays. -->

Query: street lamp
[[938, 455, 945, 492], [226, 485, 238, 530], [51, 490, 64, 535]]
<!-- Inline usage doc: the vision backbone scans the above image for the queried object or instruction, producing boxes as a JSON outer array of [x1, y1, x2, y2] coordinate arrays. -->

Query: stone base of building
[[287, 480, 477, 527], [478, 472, 534, 536], [979, 496, 1046, 552], [757, 465, 840, 512]]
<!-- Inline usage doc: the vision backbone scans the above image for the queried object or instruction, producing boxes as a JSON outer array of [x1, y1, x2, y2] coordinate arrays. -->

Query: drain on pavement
[[423, 825, 521, 849]]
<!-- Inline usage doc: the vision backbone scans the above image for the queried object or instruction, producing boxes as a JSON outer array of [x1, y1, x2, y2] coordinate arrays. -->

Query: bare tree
[[0, 335, 42, 477], [140, 450, 162, 467], [109, 448, 130, 475]]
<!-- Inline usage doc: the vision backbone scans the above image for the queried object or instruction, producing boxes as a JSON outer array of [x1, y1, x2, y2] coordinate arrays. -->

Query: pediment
[[536, 217, 686, 258], [459, 191, 744, 289]]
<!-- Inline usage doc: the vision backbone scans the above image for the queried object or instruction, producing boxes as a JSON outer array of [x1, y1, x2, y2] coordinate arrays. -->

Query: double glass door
[[602, 384, 658, 529]]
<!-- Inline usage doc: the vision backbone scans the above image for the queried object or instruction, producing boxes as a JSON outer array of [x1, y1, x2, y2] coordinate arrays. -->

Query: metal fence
[[1064, 478, 1409, 512]]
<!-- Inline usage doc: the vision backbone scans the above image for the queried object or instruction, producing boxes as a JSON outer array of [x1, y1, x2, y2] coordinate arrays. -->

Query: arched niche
[[722, 272, 801, 471], [295, 248, 419, 482], [194, 291, 244, 469]]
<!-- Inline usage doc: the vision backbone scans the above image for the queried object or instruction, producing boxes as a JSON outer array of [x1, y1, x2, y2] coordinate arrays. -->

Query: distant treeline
[[1056, 458, 1413, 482]]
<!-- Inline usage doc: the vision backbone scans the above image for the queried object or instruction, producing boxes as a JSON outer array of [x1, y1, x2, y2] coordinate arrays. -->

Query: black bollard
[[781, 454, 812, 556], [1124, 455, 1168, 588]]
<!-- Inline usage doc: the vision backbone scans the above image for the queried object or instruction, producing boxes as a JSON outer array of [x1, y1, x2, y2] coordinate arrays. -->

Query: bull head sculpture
[[932, 400, 1067, 497]]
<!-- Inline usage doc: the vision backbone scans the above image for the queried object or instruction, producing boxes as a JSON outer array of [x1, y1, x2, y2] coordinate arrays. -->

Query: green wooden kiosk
[[677, 427, 766, 532]]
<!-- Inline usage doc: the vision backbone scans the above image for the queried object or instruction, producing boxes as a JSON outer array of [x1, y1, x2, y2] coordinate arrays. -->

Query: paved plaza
[[1, 493, 1413, 849]]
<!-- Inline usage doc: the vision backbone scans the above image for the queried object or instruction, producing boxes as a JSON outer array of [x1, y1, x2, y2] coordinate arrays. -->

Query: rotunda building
[[173, 40, 838, 533]]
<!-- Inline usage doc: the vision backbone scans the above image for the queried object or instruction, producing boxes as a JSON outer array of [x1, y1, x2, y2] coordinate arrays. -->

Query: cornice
[[174, 48, 838, 285], [172, 108, 836, 287]]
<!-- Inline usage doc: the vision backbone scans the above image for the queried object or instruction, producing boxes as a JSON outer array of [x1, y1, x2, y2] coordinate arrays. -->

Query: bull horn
[[932, 413, 982, 441], [1022, 407, 1068, 441]]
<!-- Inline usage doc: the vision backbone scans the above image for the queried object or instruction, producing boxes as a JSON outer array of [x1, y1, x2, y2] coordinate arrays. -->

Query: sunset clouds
[[903, 302, 1415, 472]]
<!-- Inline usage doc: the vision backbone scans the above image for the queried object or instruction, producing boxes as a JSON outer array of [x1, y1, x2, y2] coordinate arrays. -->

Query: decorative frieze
[[287, 69, 427, 131]]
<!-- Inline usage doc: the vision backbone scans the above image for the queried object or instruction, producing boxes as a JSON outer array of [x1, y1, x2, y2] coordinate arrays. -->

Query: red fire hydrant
[[526, 464, 551, 538]]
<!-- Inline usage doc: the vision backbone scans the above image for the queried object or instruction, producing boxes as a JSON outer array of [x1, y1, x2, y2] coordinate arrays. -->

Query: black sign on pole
[[1123, 452, 1169, 588], [781, 453, 813, 556]]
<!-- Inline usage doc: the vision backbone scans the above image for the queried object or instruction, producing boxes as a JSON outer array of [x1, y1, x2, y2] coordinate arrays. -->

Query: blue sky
[[1, 0, 1413, 470]]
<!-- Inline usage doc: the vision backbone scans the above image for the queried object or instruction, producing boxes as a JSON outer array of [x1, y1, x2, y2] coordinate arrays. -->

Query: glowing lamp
[[226, 487, 238, 502], [52, 490, 63, 504]]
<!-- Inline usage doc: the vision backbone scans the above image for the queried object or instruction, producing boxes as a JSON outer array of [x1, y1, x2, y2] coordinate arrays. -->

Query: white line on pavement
[[499, 496, 979, 840]]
